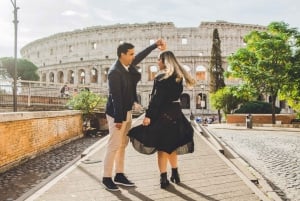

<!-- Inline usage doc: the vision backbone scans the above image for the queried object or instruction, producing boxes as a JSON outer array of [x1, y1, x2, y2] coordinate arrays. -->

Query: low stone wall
[[0, 110, 83, 173], [227, 114, 297, 125]]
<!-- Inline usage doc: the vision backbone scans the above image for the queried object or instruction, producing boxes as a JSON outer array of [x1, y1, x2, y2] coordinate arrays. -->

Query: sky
[[0, 0, 299, 58]]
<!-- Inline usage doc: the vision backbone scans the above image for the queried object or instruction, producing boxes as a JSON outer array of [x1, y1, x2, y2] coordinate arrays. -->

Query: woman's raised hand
[[156, 39, 167, 51]]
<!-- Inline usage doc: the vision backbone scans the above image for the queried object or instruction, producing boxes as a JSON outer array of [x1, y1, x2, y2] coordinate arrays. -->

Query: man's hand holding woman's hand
[[156, 39, 167, 51], [143, 117, 151, 126]]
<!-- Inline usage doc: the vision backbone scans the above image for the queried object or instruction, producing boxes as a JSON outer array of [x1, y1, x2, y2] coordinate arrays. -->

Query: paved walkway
[[21, 118, 272, 201]]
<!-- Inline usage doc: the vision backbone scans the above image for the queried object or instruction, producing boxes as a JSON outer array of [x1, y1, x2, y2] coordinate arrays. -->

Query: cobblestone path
[[208, 125, 300, 201]]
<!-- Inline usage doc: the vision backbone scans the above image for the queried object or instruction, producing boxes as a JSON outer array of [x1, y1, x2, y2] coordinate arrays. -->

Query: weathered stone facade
[[20, 21, 266, 115]]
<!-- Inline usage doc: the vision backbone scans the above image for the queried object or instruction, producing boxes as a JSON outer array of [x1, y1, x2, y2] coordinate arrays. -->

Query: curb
[[196, 123, 283, 201], [19, 136, 109, 201]]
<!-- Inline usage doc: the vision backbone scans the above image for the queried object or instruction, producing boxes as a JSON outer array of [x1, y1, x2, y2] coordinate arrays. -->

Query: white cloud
[[61, 10, 77, 16], [0, 0, 300, 58], [61, 10, 89, 18]]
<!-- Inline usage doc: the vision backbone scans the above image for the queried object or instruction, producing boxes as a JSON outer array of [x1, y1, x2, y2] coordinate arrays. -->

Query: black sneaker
[[102, 177, 119, 191], [114, 173, 135, 187]]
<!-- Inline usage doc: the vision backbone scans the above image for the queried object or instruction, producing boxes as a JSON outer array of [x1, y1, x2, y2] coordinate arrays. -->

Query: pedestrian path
[[22, 118, 272, 201]]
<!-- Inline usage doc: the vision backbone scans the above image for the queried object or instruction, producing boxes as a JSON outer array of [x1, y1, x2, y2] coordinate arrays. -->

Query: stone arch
[[180, 93, 190, 109], [49, 72, 54, 82], [90, 67, 98, 83], [57, 71, 64, 83], [196, 93, 207, 109], [68, 70, 74, 84], [102, 67, 109, 83], [196, 65, 206, 81], [78, 69, 86, 84]]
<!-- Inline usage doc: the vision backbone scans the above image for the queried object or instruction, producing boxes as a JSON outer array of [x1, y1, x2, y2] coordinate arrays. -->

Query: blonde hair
[[157, 51, 195, 88]]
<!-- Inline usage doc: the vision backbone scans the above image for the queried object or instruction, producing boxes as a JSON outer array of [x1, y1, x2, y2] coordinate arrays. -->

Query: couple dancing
[[103, 39, 195, 191]]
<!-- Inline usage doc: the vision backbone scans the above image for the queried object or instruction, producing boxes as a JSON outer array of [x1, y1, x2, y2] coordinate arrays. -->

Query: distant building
[[21, 21, 283, 115]]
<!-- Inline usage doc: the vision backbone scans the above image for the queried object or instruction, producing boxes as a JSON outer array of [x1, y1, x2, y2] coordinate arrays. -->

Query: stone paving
[[0, 133, 106, 201], [205, 124, 300, 201], [21, 118, 269, 201]]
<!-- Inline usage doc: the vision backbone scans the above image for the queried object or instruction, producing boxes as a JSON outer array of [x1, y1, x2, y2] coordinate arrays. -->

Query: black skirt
[[128, 103, 194, 155]]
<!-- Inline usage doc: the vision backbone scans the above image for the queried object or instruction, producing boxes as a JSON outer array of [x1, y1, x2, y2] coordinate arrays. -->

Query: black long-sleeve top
[[106, 43, 158, 123], [146, 74, 183, 121]]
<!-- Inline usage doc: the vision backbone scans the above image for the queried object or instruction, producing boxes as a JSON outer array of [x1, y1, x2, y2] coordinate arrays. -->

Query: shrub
[[234, 101, 281, 114]]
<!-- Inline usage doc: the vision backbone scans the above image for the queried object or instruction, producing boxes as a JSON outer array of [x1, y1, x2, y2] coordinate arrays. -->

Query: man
[[103, 39, 164, 191]]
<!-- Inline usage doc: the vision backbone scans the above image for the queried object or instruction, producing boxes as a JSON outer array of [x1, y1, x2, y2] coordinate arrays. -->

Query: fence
[[0, 79, 108, 112]]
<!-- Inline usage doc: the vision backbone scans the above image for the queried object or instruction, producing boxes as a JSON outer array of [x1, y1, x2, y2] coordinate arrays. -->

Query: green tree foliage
[[210, 86, 243, 115], [229, 84, 259, 102], [235, 101, 281, 114], [209, 28, 225, 122], [227, 21, 300, 123], [67, 90, 107, 119], [279, 28, 300, 114], [0, 57, 39, 81]]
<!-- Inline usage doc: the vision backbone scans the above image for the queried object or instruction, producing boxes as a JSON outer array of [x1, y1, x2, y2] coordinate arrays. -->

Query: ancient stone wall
[[20, 21, 267, 115], [0, 111, 83, 173]]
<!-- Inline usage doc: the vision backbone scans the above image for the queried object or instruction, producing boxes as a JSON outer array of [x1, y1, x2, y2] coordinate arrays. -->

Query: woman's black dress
[[128, 74, 194, 155]]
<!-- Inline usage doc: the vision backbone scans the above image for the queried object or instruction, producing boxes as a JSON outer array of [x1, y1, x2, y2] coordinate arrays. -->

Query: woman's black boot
[[160, 172, 170, 189], [170, 168, 180, 184]]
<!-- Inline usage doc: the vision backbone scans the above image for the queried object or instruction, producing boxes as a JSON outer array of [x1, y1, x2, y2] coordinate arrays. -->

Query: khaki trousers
[[103, 111, 132, 177]]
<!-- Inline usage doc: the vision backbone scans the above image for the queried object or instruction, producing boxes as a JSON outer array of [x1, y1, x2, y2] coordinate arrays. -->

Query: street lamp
[[200, 84, 205, 123], [10, 0, 19, 112]]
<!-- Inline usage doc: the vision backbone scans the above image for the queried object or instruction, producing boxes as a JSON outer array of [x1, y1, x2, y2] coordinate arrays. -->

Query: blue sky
[[0, 0, 299, 58]]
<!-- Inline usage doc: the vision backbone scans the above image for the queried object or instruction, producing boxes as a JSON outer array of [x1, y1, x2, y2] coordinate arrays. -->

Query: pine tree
[[209, 28, 225, 122]]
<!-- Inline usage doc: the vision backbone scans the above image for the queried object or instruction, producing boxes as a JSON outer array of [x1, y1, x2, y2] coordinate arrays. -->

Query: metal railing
[[0, 79, 108, 112]]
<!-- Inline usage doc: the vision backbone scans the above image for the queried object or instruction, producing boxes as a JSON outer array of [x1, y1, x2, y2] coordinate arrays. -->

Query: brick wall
[[0, 110, 83, 173], [227, 114, 297, 124]]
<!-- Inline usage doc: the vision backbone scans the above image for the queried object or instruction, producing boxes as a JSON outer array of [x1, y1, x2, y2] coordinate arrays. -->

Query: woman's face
[[157, 57, 165, 70]]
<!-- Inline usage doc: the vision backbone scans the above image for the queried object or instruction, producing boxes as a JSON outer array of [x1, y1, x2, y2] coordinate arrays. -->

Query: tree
[[209, 28, 225, 122], [235, 101, 281, 114], [67, 90, 107, 135], [228, 22, 299, 124], [210, 86, 242, 115], [0, 57, 39, 81], [279, 30, 300, 116]]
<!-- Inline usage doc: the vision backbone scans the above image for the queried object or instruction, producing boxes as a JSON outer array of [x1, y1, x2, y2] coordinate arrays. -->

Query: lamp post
[[200, 84, 205, 123], [10, 0, 19, 112]]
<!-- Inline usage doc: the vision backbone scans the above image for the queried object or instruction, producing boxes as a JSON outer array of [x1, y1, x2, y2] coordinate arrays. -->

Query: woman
[[128, 48, 195, 188]]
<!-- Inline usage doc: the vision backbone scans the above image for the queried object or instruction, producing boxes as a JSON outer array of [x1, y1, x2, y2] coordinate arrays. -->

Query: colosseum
[[20, 21, 267, 116]]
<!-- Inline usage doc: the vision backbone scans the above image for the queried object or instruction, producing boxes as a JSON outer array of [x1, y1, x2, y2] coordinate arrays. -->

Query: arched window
[[78, 69, 85, 84], [196, 65, 206, 81], [68, 70, 74, 84], [180, 93, 190, 109], [91, 68, 98, 83], [49, 72, 54, 83], [57, 71, 64, 83], [196, 93, 207, 109], [102, 67, 109, 83]]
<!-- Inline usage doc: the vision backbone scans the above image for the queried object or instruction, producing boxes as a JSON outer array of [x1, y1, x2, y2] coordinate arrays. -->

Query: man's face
[[120, 48, 135, 66]]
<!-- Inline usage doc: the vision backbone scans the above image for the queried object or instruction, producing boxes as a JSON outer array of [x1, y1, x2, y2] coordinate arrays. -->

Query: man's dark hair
[[117, 42, 134, 58]]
